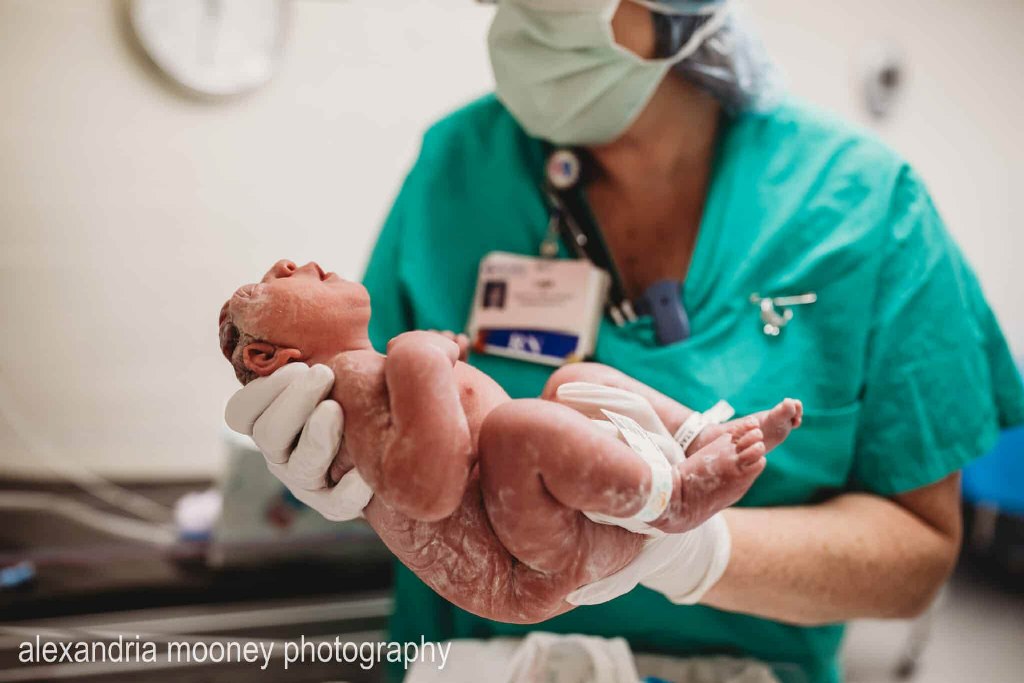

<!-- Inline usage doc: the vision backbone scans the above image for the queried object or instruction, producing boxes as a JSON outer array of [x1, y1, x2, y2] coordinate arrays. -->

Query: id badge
[[467, 252, 610, 367]]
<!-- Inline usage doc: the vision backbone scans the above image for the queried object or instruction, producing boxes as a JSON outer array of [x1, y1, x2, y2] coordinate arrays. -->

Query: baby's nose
[[266, 259, 297, 280]]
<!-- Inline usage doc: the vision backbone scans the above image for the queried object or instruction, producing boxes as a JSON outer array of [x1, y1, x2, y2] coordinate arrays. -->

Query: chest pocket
[[740, 400, 862, 507]]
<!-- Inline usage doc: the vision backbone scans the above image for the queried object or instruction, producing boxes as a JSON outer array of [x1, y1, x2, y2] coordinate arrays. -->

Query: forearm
[[701, 486, 961, 625]]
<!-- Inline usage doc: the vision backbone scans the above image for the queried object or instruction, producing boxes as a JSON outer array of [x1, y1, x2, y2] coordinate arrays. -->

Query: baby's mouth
[[312, 263, 338, 282]]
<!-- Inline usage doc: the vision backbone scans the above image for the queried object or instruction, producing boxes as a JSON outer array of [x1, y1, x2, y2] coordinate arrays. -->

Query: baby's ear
[[240, 342, 303, 377]]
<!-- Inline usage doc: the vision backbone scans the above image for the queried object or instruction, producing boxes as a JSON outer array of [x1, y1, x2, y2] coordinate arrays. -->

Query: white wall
[[0, 0, 493, 479], [0, 0, 1020, 480]]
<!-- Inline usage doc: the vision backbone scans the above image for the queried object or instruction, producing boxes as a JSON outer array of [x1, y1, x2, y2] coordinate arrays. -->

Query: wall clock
[[129, 0, 289, 99]]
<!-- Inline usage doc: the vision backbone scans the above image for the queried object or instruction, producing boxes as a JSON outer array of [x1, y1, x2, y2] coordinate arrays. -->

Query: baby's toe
[[788, 398, 804, 428], [740, 454, 767, 476], [731, 416, 759, 438], [735, 427, 764, 452], [737, 440, 766, 468]]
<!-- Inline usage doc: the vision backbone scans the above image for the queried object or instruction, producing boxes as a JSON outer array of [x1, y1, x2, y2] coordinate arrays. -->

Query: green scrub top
[[362, 95, 1024, 683]]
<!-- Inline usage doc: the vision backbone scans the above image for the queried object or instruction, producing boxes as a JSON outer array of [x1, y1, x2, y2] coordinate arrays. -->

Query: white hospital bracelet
[[673, 400, 735, 452], [633, 453, 673, 523], [601, 409, 674, 524]]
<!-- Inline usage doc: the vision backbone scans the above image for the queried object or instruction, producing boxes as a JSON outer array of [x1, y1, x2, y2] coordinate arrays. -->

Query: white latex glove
[[555, 381, 732, 607], [555, 381, 684, 464], [566, 515, 731, 606], [224, 363, 373, 522]]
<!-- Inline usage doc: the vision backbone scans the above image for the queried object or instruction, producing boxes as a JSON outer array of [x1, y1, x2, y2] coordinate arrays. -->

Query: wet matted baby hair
[[219, 300, 261, 385]]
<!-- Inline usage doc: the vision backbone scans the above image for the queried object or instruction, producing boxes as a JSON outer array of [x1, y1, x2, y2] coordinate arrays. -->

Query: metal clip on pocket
[[749, 292, 817, 337]]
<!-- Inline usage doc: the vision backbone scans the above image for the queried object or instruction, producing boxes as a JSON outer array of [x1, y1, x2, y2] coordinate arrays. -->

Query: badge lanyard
[[544, 147, 694, 344], [541, 147, 816, 343], [543, 148, 638, 327]]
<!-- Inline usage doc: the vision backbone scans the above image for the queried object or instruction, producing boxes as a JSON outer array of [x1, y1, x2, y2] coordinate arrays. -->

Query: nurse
[[226, 1, 1024, 681]]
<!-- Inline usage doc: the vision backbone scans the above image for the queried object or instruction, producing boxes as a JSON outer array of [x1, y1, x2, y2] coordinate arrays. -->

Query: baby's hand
[[429, 330, 470, 362]]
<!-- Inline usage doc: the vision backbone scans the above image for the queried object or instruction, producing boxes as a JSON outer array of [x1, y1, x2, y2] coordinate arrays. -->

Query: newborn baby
[[219, 260, 802, 623]]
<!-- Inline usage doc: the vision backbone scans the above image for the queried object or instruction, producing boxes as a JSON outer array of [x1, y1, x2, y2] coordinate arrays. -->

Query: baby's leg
[[478, 400, 649, 579], [543, 362, 803, 454], [650, 430, 766, 533], [371, 331, 474, 521], [477, 399, 764, 574]]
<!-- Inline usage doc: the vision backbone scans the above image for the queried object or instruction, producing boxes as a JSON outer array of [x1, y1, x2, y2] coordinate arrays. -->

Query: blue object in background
[[642, 279, 691, 346], [963, 423, 1024, 515], [962, 360, 1024, 516], [0, 561, 36, 590]]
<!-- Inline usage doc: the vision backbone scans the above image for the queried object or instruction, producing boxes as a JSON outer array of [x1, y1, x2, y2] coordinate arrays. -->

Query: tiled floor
[[843, 567, 1024, 683]]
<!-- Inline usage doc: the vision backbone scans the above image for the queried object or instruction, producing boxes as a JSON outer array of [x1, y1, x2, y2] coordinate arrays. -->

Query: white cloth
[[404, 633, 639, 683], [224, 363, 373, 521], [403, 635, 780, 683], [634, 654, 780, 683]]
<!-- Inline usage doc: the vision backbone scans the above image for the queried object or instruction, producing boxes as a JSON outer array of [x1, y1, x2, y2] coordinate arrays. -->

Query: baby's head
[[219, 260, 372, 384]]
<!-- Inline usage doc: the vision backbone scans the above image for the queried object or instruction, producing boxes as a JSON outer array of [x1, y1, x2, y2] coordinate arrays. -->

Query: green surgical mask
[[488, 0, 726, 146]]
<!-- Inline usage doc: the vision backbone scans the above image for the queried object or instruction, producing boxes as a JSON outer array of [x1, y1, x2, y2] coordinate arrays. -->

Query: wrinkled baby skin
[[220, 261, 801, 623]]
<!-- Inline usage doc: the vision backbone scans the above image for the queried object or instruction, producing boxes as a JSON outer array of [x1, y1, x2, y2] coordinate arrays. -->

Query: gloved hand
[[565, 515, 731, 606], [224, 363, 373, 521], [555, 382, 732, 607]]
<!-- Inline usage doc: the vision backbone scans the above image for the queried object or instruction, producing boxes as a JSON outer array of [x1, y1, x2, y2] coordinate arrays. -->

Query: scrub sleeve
[[854, 168, 1024, 494]]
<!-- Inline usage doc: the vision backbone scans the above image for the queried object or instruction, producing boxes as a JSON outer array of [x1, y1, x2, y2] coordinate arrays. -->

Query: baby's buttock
[[364, 478, 517, 615]]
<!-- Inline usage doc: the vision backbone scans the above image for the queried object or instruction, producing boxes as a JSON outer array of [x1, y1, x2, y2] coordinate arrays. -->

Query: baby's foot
[[687, 398, 802, 455], [652, 419, 766, 534]]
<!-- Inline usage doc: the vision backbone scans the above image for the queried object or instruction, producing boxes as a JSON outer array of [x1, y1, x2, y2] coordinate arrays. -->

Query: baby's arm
[[378, 331, 473, 521]]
